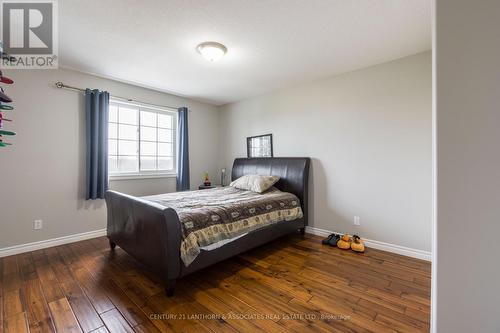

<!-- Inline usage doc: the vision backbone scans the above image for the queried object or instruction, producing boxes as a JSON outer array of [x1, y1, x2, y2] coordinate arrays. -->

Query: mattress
[[143, 186, 303, 266]]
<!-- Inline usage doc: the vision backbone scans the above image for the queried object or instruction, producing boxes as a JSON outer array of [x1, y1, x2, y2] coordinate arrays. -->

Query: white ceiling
[[59, 0, 431, 106]]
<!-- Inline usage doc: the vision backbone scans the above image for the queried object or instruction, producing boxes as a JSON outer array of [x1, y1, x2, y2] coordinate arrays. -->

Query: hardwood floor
[[1, 234, 431, 332]]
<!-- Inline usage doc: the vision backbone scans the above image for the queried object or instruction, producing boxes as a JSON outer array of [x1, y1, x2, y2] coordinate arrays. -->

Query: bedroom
[[0, 1, 498, 332]]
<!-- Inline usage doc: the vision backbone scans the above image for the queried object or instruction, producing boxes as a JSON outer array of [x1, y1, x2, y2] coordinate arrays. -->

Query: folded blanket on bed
[[143, 186, 303, 266]]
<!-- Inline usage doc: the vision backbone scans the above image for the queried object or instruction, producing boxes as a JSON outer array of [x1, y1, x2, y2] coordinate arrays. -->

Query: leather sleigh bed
[[105, 157, 310, 296]]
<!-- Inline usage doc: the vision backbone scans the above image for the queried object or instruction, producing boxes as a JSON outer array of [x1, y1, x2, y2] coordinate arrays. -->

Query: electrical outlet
[[353, 216, 361, 226], [34, 219, 43, 230]]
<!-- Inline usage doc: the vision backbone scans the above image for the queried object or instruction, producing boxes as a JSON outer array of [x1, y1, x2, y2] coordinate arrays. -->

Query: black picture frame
[[247, 134, 273, 158]]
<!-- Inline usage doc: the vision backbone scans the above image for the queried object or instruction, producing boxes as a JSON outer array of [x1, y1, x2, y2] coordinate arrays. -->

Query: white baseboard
[[305, 226, 431, 261], [0, 226, 430, 262], [0, 229, 107, 258]]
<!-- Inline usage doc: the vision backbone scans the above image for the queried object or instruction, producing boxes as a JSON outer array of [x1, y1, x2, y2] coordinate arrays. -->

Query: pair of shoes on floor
[[351, 235, 365, 253], [326, 233, 365, 253], [344, 234, 365, 253], [322, 233, 341, 247]]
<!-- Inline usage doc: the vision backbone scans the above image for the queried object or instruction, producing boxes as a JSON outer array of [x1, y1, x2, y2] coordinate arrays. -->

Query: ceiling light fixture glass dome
[[196, 41, 227, 62]]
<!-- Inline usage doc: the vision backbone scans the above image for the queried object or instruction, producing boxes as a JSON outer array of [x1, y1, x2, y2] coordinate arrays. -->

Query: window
[[108, 100, 177, 178]]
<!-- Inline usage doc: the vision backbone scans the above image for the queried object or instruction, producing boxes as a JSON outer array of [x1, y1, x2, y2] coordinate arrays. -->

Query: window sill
[[109, 173, 177, 181]]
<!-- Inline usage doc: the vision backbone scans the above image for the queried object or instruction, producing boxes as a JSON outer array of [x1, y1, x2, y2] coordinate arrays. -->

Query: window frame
[[108, 99, 178, 180]]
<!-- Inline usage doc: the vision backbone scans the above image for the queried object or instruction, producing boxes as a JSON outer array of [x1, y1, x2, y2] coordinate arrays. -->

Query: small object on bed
[[230, 174, 280, 193], [337, 234, 351, 249]]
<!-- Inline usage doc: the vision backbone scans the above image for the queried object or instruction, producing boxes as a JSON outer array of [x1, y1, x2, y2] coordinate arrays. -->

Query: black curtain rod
[[54, 81, 180, 111]]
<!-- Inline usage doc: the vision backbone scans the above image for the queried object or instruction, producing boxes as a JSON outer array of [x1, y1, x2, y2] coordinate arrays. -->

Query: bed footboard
[[105, 190, 182, 289]]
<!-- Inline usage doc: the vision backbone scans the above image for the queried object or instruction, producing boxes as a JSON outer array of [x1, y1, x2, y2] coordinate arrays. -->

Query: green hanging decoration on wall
[[0, 104, 14, 110], [0, 129, 16, 135]]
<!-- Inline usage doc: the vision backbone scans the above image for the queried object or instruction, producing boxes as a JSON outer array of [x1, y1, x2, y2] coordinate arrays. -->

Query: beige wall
[[0, 68, 219, 248], [219, 52, 432, 252], [434, 0, 500, 331]]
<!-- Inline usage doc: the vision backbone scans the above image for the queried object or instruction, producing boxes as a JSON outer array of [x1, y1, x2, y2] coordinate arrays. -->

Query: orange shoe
[[351, 235, 365, 253], [337, 234, 351, 250]]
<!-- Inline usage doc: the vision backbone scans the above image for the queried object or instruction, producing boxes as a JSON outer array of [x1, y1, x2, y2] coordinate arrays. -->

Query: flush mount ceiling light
[[196, 41, 227, 62]]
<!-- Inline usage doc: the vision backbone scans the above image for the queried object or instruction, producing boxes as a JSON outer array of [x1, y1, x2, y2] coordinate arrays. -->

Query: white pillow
[[230, 174, 280, 193]]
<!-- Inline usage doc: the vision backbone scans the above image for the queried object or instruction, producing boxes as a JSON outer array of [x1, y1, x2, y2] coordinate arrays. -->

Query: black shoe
[[322, 234, 335, 245], [327, 234, 341, 247]]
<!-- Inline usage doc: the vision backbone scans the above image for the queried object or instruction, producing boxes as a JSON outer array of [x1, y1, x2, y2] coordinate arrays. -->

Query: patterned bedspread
[[143, 186, 303, 266]]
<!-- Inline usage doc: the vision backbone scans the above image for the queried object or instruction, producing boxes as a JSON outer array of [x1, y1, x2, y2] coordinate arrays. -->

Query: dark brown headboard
[[231, 157, 311, 225]]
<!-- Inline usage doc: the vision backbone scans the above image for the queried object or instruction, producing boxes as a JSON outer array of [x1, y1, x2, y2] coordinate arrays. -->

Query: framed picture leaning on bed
[[247, 133, 273, 157]]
